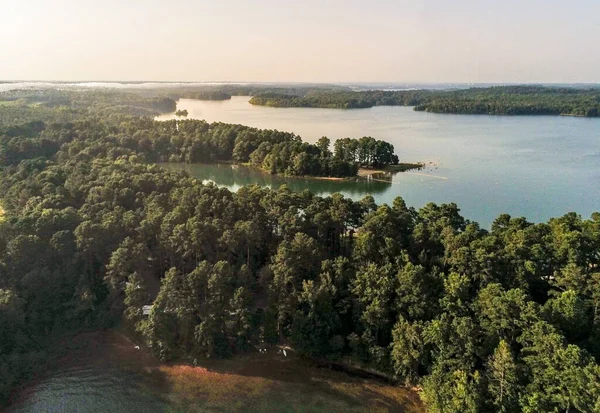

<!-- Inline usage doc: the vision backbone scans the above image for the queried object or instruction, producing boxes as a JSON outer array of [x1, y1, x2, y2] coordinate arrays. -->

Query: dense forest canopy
[[0, 89, 177, 123], [1, 88, 600, 412], [249, 86, 600, 117]]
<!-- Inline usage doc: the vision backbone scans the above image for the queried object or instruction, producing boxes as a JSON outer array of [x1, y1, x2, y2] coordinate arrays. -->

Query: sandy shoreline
[[358, 163, 424, 177]]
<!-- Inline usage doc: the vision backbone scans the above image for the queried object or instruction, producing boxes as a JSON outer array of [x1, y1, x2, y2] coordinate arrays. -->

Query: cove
[[156, 97, 600, 227], [160, 162, 394, 196]]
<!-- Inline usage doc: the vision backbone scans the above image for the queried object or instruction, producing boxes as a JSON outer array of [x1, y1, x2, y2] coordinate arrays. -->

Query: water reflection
[[155, 97, 600, 227], [161, 163, 392, 196]]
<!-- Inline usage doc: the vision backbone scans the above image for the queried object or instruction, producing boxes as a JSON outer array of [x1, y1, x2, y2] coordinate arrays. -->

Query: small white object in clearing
[[283, 349, 287, 357]]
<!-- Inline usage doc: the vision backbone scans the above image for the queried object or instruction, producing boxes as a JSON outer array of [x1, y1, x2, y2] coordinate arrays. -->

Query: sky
[[1, 0, 599, 83]]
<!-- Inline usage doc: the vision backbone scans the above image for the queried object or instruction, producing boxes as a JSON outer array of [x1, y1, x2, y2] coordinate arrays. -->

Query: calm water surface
[[157, 97, 600, 227], [8, 332, 169, 413], [160, 163, 393, 196]]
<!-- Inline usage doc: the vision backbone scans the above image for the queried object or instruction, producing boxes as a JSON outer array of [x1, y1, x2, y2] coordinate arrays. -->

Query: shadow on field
[[48, 331, 423, 412], [164, 352, 424, 412]]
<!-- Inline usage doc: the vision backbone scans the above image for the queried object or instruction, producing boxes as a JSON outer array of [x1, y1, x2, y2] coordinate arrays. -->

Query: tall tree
[[486, 339, 518, 413]]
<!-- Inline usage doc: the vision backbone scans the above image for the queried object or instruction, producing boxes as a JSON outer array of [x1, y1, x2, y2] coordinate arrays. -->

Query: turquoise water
[[160, 163, 394, 196], [157, 97, 600, 227]]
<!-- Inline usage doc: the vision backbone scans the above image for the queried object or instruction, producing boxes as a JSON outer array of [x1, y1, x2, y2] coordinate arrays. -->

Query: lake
[[156, 97, 600, 227], [7, 332, 169, 413]]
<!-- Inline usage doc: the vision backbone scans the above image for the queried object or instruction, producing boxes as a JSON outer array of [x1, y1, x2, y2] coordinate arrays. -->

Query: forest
[[0, 90, 400, 178], [249, 90, 431, 109], [249, 86, 600, 117], [180, 91, 232, 101], [1, 89, 600, 412]]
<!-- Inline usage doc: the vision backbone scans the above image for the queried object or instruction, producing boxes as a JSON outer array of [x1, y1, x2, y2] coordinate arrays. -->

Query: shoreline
[[164, 161, 423, 182], [8, 329, 424, 412], [358, 163, 424, 177]]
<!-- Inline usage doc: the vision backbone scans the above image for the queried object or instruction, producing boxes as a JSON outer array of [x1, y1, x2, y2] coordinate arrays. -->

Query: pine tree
[[486, 339, 518, 412]]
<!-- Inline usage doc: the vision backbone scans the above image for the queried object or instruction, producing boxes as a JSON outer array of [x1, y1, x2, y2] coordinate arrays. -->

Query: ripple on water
[[10, 368, 168, 413]]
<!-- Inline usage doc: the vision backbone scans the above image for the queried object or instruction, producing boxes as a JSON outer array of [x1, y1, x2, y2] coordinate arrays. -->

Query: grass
[[9, 330, 424, 413], [155, 355, 424, 413]]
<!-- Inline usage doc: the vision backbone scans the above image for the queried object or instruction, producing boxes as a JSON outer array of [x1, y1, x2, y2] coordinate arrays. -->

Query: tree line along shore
[[248, 85, 600, 117], [5, 83, 600, 117]]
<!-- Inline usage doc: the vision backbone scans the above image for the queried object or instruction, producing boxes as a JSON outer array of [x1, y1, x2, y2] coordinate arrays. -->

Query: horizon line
[[2, 80, 600, 86]]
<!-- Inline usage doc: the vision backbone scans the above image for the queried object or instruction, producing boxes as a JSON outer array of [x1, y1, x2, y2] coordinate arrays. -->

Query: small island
[[175, 109, 188, 117]]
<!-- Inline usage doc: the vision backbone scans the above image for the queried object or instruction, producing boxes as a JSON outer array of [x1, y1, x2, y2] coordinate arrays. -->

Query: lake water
[[160, 163, 393, 196], [156, 97, 600, 227], [7, 332, 169, 413]]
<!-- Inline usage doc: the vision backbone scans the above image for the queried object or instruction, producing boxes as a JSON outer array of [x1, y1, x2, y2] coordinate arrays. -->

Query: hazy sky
[[2, 0, 599, 83]]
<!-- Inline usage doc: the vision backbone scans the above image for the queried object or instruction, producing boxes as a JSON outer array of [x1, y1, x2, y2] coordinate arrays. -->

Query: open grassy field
[[156, 354, 424, 413], [117, 330, 424, 412]]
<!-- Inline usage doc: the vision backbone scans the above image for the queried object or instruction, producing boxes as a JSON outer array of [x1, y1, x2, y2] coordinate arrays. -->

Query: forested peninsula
[[2, 89, 600, 412], [0, 89, 402, 178], [249, 85, 600, 117]]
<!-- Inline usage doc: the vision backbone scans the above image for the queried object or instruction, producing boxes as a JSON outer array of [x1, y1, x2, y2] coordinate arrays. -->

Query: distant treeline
[[414, 86, 600, 117], [249, 86, 600, 117], [181, 91, 232, 101], [0, 89, 176, 122], [163, 84, 350, 102], [173, 84, 350, 98], [249, 90, 432, 109]]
